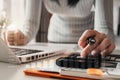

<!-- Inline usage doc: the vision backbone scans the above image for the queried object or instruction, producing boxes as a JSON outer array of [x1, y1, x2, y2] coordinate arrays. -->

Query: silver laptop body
[[0, 38, 65, 64]]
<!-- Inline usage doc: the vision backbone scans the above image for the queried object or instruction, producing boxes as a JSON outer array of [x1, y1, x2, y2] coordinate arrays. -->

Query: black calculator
[[56, 52, 101, 69], [56, 52, 120, 69], [56, 37, 120, 69]]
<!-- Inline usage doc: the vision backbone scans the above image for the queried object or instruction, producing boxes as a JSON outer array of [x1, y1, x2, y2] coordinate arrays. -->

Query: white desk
[[0, 42, 76, 80], [0, 37, 120, 80]]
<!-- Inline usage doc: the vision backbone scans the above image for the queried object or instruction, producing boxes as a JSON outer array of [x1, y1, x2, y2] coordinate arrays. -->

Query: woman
[[3, 0, 115, 57]]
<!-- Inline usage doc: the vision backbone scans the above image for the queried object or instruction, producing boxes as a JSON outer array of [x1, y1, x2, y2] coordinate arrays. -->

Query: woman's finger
[[78, 30, 98, 48], [4, 31, 15, 45], [91, 38, 111, 56], [101, 43, 115, 56], [80, 34, 105, 57], [17, 38, 28, 45], [14, 31, 28, 45], [7, 31, 14, 43], [80, 32, 107, 57], [14, 31, 21, 45], [8, 41, 14, 45], [8, 38, 14, 42]]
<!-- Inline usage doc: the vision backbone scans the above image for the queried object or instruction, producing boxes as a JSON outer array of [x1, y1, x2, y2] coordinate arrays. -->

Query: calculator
[[56, 52, 101, 69], [56, 52, 120, 79], [56, 52, 120, 69]]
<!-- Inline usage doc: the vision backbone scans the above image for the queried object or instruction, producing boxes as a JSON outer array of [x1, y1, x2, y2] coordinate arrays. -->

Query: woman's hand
[[2, 30, 29, 46], [78, 30, 115, 57]]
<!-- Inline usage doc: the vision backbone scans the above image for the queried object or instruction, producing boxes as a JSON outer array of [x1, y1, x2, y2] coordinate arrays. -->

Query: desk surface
[[0, 37, 120, 80]]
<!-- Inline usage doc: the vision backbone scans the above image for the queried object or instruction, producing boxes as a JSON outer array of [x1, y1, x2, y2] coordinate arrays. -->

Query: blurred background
[[0, 0, 120, 43]]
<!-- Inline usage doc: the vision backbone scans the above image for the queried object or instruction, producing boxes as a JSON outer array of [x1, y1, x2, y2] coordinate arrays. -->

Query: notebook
[[0, 38, 66, 64]]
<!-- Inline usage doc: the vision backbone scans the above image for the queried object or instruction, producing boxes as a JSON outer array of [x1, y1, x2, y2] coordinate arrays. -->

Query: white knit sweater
[[19, 0, 114, 43]]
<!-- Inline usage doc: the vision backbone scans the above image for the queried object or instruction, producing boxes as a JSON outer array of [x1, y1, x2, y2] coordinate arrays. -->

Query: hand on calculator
[[78, 30, 115, 57]]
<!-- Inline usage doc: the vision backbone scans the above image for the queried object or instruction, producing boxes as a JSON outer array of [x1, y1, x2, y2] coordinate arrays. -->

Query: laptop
[[0, 38, 66, 64]]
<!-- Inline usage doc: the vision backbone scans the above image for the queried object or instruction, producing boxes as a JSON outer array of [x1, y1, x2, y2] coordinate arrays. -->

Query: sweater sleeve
[[19, 0, 42, 41], [94, 0, 114, 41]]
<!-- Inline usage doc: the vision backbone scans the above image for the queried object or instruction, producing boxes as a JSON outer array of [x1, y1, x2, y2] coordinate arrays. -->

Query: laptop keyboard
[[10, 48, 43, 56]]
